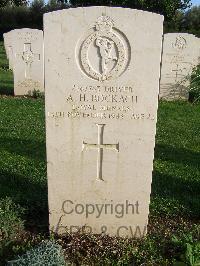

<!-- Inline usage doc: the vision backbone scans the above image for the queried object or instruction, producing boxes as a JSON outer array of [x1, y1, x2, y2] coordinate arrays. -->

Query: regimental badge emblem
[[76, 16, 131, 81], [172, 36, 187, 50]]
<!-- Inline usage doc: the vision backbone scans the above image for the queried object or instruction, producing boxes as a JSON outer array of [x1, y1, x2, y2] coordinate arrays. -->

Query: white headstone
[[3, 31, 14, 70], [160, 33, 200, 100], [12, 28, 44, 95], [45, 7, 163, 238]]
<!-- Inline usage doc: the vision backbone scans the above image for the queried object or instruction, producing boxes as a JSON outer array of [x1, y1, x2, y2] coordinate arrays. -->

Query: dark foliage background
[[0, 0, 199, 39]]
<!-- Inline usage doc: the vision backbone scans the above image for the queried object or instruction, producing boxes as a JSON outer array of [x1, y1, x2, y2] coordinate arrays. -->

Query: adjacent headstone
[[160, 33, 200, 100], [3, 31, 14, 70], [45, 7, 163, 238], [12, 28, 44, 95]]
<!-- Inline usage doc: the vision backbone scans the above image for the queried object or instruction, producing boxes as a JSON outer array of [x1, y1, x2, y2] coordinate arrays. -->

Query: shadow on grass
[[0, 81, 14, 95], [155, 144, 200, 168], [0, 167, 48, 232], [152, 144, 200, 218], [0, 137, 46, 161], [152, 170, 200, 216]]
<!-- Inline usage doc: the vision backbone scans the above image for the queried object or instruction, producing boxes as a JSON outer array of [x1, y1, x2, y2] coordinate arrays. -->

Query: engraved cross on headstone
[[172, 64, 184, 82], [17, 43, 40, 78], [82, 124, 119, 181]]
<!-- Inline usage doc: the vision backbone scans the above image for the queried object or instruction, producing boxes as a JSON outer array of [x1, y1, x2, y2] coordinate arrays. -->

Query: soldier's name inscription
[[48, 83, 155, 121]]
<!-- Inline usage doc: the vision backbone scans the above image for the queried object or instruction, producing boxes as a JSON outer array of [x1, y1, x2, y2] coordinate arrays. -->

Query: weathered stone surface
[[12, 28, 44, 95], [160, 33, 200, 100], [3, 31, 14, 70], [45, 7, 163, 238]]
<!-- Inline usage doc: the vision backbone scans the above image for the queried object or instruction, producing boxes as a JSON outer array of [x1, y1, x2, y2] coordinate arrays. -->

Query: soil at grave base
[[44, 215, 200, 264], [148, 214, 199, 236], [58, 214, 199, 264], [1, 214, 199, 266]]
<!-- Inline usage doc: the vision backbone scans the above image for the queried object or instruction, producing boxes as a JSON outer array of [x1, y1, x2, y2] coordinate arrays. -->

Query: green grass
[[0, 98, 47, 221], [152, 101, 200, 218], [0, 41, 14, 95], [0, 41, 199, 265]]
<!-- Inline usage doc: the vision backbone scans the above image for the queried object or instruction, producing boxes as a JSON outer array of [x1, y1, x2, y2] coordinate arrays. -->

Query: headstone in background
[[45, 7, 163, 238], [3, 31, 14, 70], [12, 28, 44, 95], [160, 33, 200, 100]]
